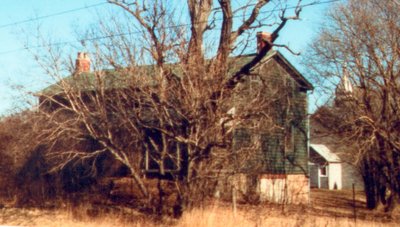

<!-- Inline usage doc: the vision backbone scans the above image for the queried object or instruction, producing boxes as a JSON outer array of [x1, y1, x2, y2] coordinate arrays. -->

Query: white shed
[[309, 144, 342, 190]]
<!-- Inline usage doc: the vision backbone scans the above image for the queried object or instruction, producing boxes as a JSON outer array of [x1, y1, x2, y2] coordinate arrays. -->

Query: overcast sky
[[0, 0, 337, 116]]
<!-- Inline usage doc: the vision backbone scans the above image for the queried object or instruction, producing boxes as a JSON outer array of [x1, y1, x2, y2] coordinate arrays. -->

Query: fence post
[[352, 183, 357, 224], [232, 185, 237, 218]]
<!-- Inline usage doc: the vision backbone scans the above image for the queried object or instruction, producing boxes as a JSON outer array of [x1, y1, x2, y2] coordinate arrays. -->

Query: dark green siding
[[286, 89, 308, 174], [232, 59, 309, 175], [261, 133, 285, 173]]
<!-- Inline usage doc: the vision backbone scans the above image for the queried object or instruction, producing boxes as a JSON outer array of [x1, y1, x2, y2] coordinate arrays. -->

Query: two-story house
[[38, 33, 313, 204]]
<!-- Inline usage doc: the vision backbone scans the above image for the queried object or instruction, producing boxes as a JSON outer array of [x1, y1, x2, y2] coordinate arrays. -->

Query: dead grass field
[[0, 189, 398, 226]]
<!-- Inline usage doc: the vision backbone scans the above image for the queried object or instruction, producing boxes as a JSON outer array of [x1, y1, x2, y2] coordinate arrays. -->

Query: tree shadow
[[309, 189, 398, 222]]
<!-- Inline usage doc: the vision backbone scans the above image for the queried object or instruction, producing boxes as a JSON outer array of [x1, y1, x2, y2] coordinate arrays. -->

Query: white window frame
[[319, 164, 328, 177]]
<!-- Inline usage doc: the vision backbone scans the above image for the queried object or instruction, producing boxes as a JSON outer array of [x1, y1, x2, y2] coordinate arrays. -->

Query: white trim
[[319, 164, 328, 177], [310, 144, 341, 162]]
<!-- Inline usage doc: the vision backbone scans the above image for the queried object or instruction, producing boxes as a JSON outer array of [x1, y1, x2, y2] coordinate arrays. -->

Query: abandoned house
[[223, 46, 312, 204], [38, 32, 313, 204]]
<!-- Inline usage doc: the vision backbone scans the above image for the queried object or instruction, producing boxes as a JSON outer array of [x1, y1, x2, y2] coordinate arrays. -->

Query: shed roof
[[310, 144, 341, 163]]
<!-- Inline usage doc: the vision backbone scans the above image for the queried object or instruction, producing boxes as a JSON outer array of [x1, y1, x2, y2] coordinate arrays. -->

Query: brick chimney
[[257, 31, 273, 53], [75, 52, 90, 73]]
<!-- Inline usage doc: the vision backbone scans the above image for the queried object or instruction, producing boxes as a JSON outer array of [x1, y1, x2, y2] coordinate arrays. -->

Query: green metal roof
[[38, 50, 312, 96], [39, 66, 160, 96]]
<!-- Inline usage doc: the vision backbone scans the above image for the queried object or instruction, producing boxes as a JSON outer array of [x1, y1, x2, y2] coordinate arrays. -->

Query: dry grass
[[178, 205, 395, 227], [0, 206, 155, 227], [0, 189, 399, 226]]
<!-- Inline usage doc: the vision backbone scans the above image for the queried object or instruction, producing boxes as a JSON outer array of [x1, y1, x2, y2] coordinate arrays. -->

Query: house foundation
[[216, 173, 309, 204]]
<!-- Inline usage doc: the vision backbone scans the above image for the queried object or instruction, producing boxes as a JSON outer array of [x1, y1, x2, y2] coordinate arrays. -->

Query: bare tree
[[33, 0, 304, 212], [305, 0, 400, 212]]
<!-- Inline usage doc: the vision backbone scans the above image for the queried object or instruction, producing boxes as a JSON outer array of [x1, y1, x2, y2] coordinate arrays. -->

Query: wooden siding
[[232, 58, 309, 175]]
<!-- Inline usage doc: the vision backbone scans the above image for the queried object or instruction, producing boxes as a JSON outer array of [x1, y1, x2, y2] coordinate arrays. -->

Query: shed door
[[309, 164, 318, 188]]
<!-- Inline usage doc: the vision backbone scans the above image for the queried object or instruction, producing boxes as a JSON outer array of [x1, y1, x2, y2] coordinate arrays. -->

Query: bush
[[0, 111, 39, 198]]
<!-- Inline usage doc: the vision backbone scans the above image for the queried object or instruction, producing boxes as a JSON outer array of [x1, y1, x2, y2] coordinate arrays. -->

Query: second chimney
[[75, 52, 91, 73], [257, 32, 273, 53]]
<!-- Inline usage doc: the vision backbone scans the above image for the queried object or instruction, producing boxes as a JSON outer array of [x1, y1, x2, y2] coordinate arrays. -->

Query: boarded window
[[285, 124, 295, 154]]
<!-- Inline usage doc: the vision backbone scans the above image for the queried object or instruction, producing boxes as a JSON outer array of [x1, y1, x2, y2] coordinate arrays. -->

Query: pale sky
[[0, 0, 338, 116]]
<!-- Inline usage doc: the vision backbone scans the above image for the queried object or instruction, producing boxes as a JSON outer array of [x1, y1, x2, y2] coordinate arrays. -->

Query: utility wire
[[0, 2, 108, 29], [0, 0, 339, 55]]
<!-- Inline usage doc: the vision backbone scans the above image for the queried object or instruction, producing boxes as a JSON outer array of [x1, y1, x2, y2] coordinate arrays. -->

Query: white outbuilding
[[309, 144, 342, 190]]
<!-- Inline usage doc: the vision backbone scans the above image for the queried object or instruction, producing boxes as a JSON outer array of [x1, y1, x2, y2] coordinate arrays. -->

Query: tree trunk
[[384, 192, 398, 213], [362, 160, 379, 209], [187, 0, 212, 66]]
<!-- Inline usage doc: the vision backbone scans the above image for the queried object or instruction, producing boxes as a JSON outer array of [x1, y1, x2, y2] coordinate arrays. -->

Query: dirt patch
[[310, 189, 399, 222]]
